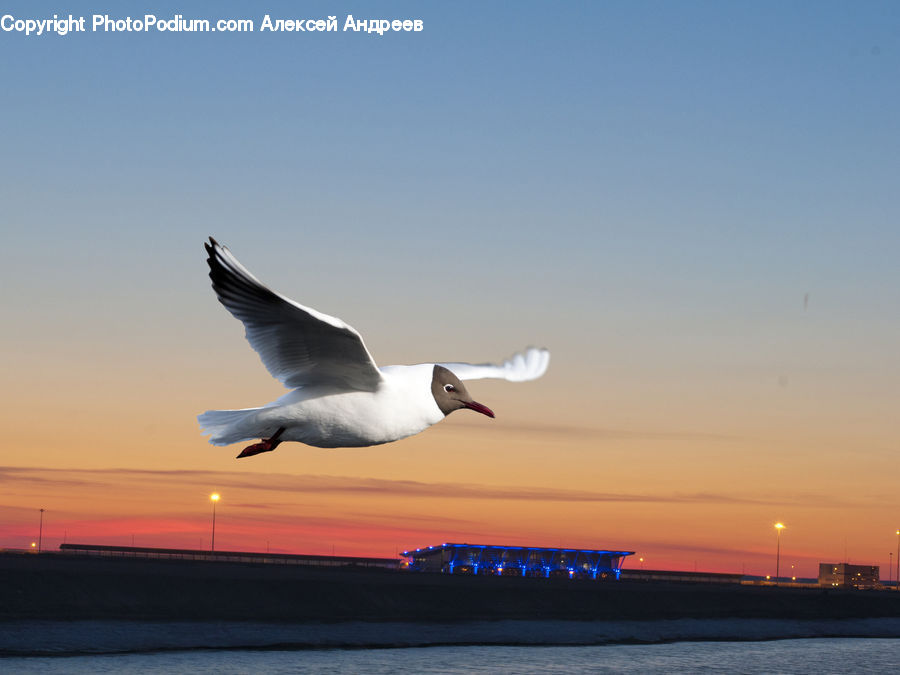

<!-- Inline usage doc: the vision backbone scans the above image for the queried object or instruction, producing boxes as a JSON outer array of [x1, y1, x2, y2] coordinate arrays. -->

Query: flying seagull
[[198, 238, 550, 458]]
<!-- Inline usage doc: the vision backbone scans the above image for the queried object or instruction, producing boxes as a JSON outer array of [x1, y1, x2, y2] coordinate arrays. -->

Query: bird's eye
[[444, 384, 455, 393]]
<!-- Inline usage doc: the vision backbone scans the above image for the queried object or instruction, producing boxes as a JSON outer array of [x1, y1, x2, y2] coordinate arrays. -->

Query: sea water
[[1, 639, 898, 673], [2, 619, 898, 673]]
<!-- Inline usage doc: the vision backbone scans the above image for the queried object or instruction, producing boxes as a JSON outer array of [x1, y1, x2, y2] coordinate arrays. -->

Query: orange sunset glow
[[3, 363, 897, 579]]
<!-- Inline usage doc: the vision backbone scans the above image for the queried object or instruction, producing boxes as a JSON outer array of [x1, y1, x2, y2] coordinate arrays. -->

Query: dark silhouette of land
[[2, 550, 899, 623]]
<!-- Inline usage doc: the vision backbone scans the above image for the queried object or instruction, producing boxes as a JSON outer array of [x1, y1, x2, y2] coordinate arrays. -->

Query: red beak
[[463, 400, 495, 418]]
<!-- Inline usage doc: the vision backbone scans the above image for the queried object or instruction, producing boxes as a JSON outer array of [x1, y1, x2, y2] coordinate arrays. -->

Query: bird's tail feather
[[197, 408, 263, 446]]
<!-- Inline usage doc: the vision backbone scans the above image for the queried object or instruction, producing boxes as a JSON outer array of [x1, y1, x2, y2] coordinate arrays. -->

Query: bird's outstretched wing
[[437, 347, 550, 382], [205, 237, 383, 392]]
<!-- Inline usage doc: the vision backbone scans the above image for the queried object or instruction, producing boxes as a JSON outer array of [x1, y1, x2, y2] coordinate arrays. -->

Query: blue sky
[[3, 0, 897, 394], [4, 2, 897, 295]]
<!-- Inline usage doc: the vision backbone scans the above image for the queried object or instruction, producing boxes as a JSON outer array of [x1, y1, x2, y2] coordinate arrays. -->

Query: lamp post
[[895, 530, 899, 591], [38, 508, 44, 553], [774, 523, 785, 585], [210, 493, 220, 552]]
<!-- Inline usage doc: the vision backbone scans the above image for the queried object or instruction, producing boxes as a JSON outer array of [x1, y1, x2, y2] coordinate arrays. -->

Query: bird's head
[[431, 365, 495, 418]]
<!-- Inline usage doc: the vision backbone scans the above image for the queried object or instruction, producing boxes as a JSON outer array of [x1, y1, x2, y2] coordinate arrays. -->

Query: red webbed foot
[[237, 441, 275, 458], [236, 427, 286, 459]]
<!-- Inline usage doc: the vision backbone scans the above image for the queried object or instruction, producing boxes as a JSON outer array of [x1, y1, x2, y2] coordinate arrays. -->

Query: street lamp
[[38, 508, 44, 553], [210, 493, 220, 552], [774, 523, 785, 585], [895, 530, 899, 591]]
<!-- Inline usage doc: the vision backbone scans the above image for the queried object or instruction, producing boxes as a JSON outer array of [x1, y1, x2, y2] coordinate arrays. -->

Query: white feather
[[437, 347, 550, 382]]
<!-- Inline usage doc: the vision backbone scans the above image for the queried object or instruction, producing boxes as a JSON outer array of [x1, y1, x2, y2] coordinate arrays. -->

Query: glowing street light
[[774, 523, 785, 585], [210, 493, 220, 552]]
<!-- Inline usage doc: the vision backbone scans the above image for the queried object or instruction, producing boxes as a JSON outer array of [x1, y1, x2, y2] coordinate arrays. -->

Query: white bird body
[[202, 365, 443, 448], [197, 238, 550, 457]]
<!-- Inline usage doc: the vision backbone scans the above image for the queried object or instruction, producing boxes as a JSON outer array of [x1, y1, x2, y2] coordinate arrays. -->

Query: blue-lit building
[[401, 543, 633, 580]]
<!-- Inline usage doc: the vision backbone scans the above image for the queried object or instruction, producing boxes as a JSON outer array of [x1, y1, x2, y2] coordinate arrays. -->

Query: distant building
[[620, 569, 744, 585], [401, 543, 633, 579], [818, 563, 880, 589], [59, 543, 399, 570]]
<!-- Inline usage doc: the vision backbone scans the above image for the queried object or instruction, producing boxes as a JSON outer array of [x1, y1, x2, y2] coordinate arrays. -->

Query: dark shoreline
[[3, 552, 899, 624], [3, 617, 900, 657]]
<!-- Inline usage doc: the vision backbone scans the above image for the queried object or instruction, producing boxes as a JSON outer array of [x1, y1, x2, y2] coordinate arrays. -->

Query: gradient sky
[[2, 1, 898, 577]]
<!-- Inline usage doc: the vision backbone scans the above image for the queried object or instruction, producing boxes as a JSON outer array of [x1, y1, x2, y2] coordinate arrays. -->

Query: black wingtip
[[205, 237, 221, 273]]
